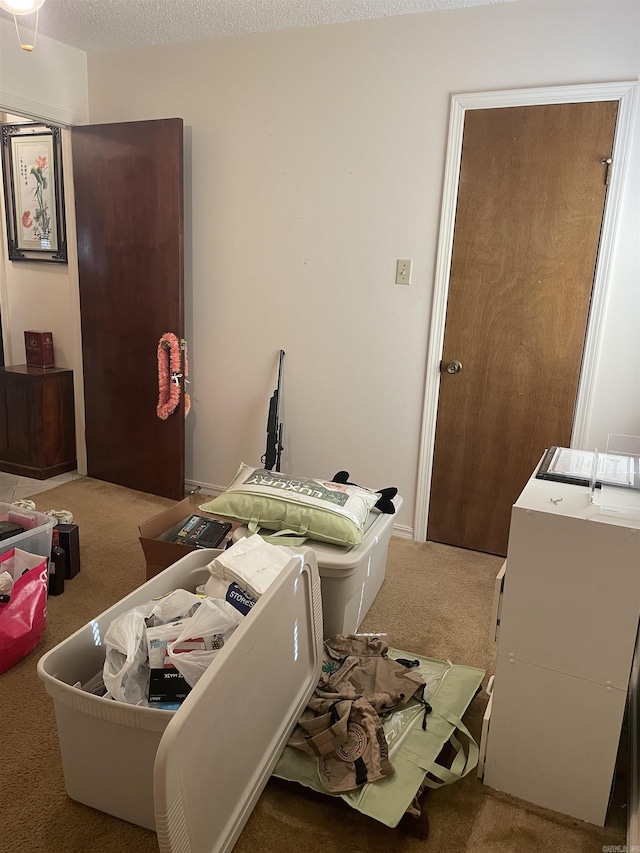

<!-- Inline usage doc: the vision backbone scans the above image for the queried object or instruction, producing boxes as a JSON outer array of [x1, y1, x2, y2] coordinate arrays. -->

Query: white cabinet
[[490, 561, 506, 642], [630, 628, 640, 846], [482, 461, 640, 826]]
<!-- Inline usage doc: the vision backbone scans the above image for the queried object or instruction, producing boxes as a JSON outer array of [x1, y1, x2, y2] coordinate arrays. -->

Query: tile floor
[[0, 470, 81, 504]]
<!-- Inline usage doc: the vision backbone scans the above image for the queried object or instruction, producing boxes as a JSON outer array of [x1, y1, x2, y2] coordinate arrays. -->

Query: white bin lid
[[154, 548, 323, 853]]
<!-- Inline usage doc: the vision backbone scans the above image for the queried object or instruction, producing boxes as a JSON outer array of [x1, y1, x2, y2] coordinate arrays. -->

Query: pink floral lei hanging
[[157, 332, 191, 420]]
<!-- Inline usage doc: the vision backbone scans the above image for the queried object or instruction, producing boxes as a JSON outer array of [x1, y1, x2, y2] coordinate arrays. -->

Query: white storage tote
[[38, 547, 323, 853], [0, 502, 55, 560], [234, 496, 402, 637]]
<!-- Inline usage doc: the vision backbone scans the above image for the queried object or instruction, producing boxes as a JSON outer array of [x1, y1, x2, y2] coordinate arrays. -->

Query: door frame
[[414, 81, 639, 543]]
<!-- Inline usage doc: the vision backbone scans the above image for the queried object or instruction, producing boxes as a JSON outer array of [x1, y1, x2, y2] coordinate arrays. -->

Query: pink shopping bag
[[0, 548, 48, 674]]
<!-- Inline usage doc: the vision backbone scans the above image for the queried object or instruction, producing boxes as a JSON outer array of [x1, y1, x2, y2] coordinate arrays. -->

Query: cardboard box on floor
[[139, 497, 233, 580]]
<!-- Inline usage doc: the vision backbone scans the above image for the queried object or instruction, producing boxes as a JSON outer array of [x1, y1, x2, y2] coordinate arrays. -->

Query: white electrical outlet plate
[[396, 259, 412, 285]]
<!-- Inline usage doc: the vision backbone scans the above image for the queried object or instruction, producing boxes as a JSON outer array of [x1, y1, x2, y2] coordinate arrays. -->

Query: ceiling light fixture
[[0, 0, 46, 52]]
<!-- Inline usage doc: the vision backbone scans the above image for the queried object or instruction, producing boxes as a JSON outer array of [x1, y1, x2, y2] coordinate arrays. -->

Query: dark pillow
[[332, 471, 398, 514]]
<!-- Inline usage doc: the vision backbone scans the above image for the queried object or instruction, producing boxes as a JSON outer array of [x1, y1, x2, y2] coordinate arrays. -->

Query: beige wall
[[0, 19, 88, 125], [83, 0, 640, 534], [0, 3, 637, 532], [0, 23, 88, 471]]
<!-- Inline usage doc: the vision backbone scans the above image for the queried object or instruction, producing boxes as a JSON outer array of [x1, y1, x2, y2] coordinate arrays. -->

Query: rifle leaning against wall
[[262, 349, 285, 472]]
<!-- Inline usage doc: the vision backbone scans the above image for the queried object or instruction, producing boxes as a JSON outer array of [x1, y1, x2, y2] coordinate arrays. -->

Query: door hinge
[[601, 157, 612, 187]]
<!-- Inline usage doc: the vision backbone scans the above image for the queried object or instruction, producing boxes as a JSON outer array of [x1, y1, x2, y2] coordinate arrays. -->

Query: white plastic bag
[[104, 589, 211, 705], [145, 588, 203, 626], [103, 603, 152, 705], [103, 589, 244, 705], [167, 598, 243, 687]]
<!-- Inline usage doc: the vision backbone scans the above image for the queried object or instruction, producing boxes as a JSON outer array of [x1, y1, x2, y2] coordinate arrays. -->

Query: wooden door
[[427, 102, 618, 556], [73, 119, 185, 500]]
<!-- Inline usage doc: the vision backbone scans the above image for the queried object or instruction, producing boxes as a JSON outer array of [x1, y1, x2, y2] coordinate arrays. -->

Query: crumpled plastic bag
[[103, 602, 154, 705], [103, 588, 243, 705], [166, 597, 244, 687]]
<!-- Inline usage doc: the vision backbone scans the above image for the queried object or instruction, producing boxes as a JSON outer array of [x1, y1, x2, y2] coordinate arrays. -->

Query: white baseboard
[[185, 479, 224, 498], [186, 479, 415, 541], [392, 524, 413, 540]]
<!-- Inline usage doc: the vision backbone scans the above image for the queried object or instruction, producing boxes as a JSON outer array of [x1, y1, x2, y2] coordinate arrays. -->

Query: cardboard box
[[139, 498, 233, 580]]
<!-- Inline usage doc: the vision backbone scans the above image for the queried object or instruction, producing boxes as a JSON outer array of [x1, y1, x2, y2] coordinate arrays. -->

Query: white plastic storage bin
[[0, 502, 55, 560], [38, 547, 323, 853], [234, 496, 402, 637]]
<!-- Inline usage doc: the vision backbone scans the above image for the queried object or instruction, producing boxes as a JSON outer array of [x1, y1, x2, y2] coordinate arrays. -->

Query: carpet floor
[[0, 477, 628, 852]]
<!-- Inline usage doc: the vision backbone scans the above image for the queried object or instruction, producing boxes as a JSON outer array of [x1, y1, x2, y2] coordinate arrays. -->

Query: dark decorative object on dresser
[[24, 330, 55, 368]]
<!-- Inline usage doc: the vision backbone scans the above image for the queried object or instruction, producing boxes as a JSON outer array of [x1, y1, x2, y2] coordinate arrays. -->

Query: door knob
[[444, 360, 462, 375]]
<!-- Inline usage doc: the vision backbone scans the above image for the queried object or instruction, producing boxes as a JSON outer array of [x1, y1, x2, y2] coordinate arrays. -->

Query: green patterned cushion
[[200, 463, 379, 546]]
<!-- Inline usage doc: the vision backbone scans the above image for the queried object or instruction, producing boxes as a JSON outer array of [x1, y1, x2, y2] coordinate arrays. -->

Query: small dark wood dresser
[[0, 365, 76, 479]]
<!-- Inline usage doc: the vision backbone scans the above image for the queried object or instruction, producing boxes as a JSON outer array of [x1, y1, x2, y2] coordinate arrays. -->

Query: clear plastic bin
[[233, 496, 403, 637], [0, 502, 55, 560], [599, 434, 640, 519]]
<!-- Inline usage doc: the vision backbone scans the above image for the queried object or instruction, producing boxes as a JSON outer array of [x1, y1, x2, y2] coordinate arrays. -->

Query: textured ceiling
[[1, 0, 516, 53]]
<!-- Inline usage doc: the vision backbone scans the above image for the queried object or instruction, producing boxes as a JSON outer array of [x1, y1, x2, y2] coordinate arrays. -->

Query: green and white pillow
[[200, 463, 380, 547]]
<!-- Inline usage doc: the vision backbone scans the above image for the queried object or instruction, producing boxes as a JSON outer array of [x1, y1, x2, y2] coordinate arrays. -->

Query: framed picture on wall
[[1, 122, 67, 264]]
